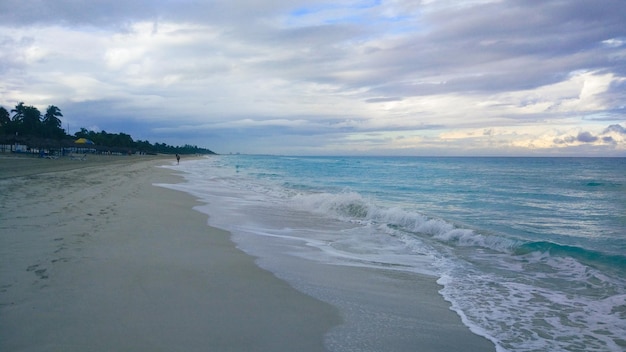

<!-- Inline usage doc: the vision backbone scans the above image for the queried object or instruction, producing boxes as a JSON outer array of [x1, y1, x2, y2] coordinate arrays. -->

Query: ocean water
[[160, 155, 626, 352]]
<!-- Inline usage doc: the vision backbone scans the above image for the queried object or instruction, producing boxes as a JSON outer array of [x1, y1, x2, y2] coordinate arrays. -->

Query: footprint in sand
[[34, 269, 48, 279], [26, 264, 49, 279]]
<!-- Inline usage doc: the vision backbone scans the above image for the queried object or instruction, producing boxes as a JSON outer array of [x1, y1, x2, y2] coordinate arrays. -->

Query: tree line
[[0, 102, 215, 155]]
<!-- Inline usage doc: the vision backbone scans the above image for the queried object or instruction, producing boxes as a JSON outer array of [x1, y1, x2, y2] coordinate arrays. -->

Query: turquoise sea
[[162, 156, 626, 352]]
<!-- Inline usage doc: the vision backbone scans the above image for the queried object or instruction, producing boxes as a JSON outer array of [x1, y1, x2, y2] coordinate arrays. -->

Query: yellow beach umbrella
[[74, 138, 94, 144]]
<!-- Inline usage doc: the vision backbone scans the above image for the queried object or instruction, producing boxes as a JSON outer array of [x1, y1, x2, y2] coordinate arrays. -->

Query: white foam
[[436, 246, 626, 352], [161, 160, 438, 275]]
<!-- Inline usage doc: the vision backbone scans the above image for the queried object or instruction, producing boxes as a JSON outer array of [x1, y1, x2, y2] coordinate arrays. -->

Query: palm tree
[[21, 105, 42, 136], [43, 105, 63, 127], [43, 105, 64, 138], [11, 102, 26, 123], [0, 106, 11, 140], [0, 107, 9, 129], [10, 102, 41, 136]]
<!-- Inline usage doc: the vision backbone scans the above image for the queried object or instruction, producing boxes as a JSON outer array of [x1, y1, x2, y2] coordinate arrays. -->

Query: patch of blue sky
[[355, 0, 382, 9], [289, 0, 381, 17], [290, 7, 315, 17], [284, 0, 422, 34], [287, 0, 382, 25]]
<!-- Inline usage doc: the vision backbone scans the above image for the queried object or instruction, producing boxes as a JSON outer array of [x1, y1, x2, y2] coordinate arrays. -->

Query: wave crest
[[290, 191, 625, 270], [291, 191, 520, 252]]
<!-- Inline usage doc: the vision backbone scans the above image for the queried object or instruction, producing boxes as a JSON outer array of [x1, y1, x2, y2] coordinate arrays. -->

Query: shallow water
[[163, 155, 626, 352]]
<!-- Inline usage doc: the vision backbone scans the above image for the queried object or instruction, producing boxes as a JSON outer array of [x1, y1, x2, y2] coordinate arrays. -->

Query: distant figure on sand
[[176, 154, 180, 164]]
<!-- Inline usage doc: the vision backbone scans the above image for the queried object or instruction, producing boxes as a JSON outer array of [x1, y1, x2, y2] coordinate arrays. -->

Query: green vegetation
[[0, 102, 215, 155]]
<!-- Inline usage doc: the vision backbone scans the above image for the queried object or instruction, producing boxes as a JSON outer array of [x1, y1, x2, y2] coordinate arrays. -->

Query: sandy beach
[[0, 154, 340, 351], [0, 154, 494, 351]]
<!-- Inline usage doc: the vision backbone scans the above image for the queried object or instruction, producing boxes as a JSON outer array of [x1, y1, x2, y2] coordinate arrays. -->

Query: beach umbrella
[[74, 138, 94, 144]]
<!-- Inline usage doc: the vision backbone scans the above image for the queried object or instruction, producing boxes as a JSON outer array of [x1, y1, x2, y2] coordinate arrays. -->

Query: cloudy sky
[[1, 0, 625, 156]]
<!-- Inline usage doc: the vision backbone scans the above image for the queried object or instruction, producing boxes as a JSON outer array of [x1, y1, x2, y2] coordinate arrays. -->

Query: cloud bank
[[1, 0, 625, 155]]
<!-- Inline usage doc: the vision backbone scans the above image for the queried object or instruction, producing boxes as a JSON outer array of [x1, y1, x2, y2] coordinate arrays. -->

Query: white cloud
[[1, 0, 625, 156]]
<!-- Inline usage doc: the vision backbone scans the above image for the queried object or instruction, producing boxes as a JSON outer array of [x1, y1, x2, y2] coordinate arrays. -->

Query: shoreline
[[0, 157, 341, 351], [162, 158, 497, 352]]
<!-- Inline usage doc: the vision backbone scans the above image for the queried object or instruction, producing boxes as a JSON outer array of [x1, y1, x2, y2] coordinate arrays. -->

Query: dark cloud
[[577, 131, 598, 143], [551, 123, 624, 147], [555, 135, 577, 145], [604, 124, 626, 134], [602, 136, 615, 144]]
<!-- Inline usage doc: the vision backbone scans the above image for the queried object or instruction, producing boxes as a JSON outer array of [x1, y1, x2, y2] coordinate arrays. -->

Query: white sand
[[0, 156, 340, 351]]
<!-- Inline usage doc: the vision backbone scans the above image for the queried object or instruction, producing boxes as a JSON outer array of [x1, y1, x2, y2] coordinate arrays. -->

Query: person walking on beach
[[176, 153, 180, 164]]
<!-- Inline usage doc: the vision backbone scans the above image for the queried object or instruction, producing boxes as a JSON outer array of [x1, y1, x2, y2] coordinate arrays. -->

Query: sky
[[1, 0, 625, 156]]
